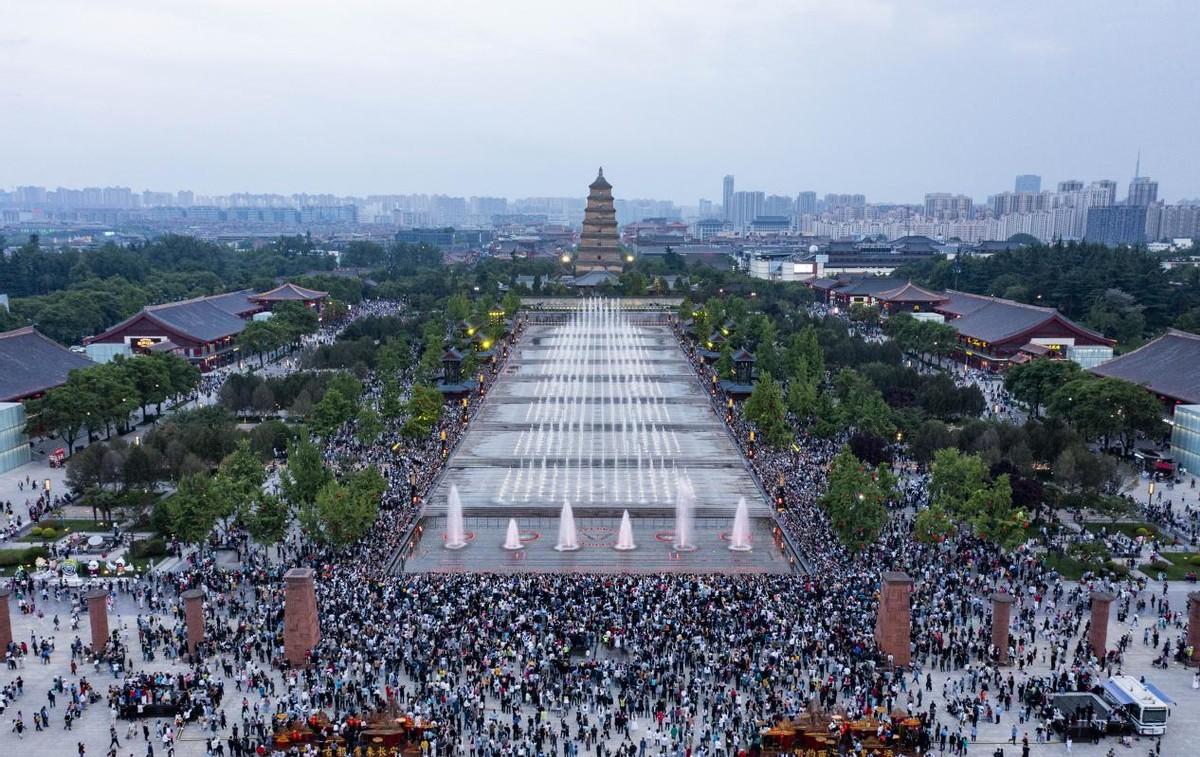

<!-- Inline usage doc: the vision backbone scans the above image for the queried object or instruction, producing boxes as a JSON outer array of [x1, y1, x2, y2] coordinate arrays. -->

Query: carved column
[[284, 568, 320, 666], [0, 588, 11, 653], [182, 588, 205, 655], [1089, 591, 1115, 660], [875, 571, 914, 667], [991, 592, 1016, 665], [86, 589, 110, 651], [1188, 591, 1200, 667]]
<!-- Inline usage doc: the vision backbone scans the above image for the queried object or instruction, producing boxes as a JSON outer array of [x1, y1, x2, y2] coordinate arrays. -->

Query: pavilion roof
[[249, 282, 328, 302], [0, 327, 94, 401], [1089, 329, 1200, 404]]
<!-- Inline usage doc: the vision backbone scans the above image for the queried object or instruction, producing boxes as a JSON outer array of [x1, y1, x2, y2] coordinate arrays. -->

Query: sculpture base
[[673, 543, 698, 552], [613, 544, 637, 551], [444, 542, 468, 551], [728, 544, 752, 552], [554, 544, 580, 552]]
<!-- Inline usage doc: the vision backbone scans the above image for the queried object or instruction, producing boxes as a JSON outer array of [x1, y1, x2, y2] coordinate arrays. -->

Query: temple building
[[574, 168, 624, 273]]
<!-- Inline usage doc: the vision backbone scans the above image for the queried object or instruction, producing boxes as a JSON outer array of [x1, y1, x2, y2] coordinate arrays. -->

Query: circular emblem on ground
[[578, 526, 615, 547]]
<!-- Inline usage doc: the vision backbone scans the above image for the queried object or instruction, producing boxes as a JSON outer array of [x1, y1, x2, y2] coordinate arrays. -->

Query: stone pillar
[[86, 589, 110, 651], [284, 568, 320, 667], [0, 588, 11, 653], [875, 571, 914, 667], [1188, 592, 1200, 667], [990, 592, 1015, 665], [182, 589, 205, 655], [1089, 591, 1115, 660]]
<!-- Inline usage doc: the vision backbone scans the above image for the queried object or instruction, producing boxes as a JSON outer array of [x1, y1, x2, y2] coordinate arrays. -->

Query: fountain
[[503, 518, 523, 550], [673, 477, 697, 552], [729, 497, 752, 551], [614, 509, 636, 551], [555, 501, 580, 551], [444, 485, 468, 550]]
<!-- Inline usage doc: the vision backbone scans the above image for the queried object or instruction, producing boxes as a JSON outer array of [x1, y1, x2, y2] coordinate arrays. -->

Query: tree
[[217, 439, 265, 520], [785, 327, 823, 385], [966, 474, 1024, 550], [303, 467, 385, 548], [1049, 375, 1166, 451], [909, 420, 955, 464], [244, 493, 290, 549], [114, 355, 171, 419], [309, 387, 355, 437], [743, 372, 791, 448], [270, 302, 320, 344], [279, 436, 330, 510], [251, 382, 276, 415], [929, 448, 991, 519], [1004, 359, 1080, 418], [715, 343, 733, 379], [914, 502, 956, 544], [356, 407, 383, 445], [402, 385, 444, 439], [819, 446, 894, 551], [1087, 288, 1146, 346], [30, 380, 88, 453], [162, 473, 229, 545], [239, 320, 283, 368], [785, 375, 818, 421], [380, 377, 404, 420]]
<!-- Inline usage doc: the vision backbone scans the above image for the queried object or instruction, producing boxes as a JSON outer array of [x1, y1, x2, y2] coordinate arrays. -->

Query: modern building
[[722, 175, 734, 222], [1057, 180, 1084, 193], [728, 191, 764, 232], [1127, 177, 1159, 207], [1085, 206, 1147, 246], [574, 169, 624, 273], [795, 191, 817, 216], [1015, 175, 1042, 193], [924, 193, 973, 221], [0, 402, 30, 474]]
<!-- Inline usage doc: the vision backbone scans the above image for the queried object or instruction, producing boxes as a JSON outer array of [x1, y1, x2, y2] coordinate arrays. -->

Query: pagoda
[[574, 168, 624, 273]]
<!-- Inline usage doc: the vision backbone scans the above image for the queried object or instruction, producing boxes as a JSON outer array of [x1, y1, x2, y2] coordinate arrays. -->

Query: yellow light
[[481, 340, 492, 350], [561, 254, 571, 263]]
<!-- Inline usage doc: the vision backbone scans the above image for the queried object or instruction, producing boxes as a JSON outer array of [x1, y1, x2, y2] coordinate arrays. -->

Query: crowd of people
[[0, 297, 1194, 757]]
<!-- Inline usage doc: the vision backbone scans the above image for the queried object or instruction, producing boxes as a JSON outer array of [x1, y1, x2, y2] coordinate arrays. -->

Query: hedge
[[128, 538, 168, 560], [0, 547, 50, 567]]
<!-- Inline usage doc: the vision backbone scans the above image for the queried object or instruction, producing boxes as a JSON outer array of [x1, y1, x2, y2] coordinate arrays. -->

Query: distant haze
[[2, 0, 1197, 202]]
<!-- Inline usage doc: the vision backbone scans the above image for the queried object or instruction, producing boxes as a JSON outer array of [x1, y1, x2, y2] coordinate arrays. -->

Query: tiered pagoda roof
[[575, 168, 623, 274]]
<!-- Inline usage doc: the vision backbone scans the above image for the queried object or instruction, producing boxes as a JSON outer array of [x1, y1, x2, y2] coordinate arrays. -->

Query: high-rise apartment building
[[1015, 174, 1041, 193], [1085, 206, 1147, 246], [795, 191, 817, 215], [729, 190, 764, 232], [1057, 180, 1083, 193], [763, 194, 794, 216], [722, 175, 734, 222], [1127, 177, 1158, 207], [924, 193, 973, 221]]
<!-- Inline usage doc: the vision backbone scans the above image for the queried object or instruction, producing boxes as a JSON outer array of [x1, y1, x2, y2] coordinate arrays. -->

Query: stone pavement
[[0, 576, 1194, 757]]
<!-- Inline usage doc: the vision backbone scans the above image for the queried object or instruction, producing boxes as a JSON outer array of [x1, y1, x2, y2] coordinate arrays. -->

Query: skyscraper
[[1057, 180, 1083, 193], [722, 175, 734, 222], [575, 168, 623, 273], [1015, 174, 1041, 193]]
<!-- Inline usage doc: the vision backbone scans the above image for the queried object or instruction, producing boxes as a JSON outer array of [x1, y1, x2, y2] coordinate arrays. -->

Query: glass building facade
[[1171, 405, 1200, 476], [0, 402, 31, 474]]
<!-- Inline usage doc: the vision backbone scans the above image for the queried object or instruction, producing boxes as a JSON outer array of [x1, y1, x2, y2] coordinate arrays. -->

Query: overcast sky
[[2, 0, 1197, 204]]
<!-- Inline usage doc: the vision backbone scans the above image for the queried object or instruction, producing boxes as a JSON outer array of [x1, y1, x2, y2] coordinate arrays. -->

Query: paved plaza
[[410, 307, 784, 573]]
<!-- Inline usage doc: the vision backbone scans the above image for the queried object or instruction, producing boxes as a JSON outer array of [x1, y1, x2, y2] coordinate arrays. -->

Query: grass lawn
[[1140, 552, 1200, 581], [1043, 552, 1090, 580], [1082, 521, 1160, 540]]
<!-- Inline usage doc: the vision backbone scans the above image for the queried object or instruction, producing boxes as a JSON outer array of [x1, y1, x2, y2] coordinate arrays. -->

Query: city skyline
[[2, 1, 1198, 202]]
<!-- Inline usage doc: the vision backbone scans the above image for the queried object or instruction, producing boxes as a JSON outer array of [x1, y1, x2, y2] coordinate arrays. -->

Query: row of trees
[[237, 302, 320, 367], [1004, 358, 1166, 452], [895, 241, 1200, 346], [29, 352, 200, 453]]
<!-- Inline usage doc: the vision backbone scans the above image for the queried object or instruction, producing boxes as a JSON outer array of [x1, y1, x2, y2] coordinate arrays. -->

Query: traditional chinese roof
[[732, 348, 756, 362], [1089, 329, 1200, 404], [941, 291, 1110, 346], [875, 281, 948, 304], [0, 327, 94, 401], [249, 282, 328, 303], [91, 293, 252, 346], [442, 347, 464, 362], [588, 167, 612, 191]]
